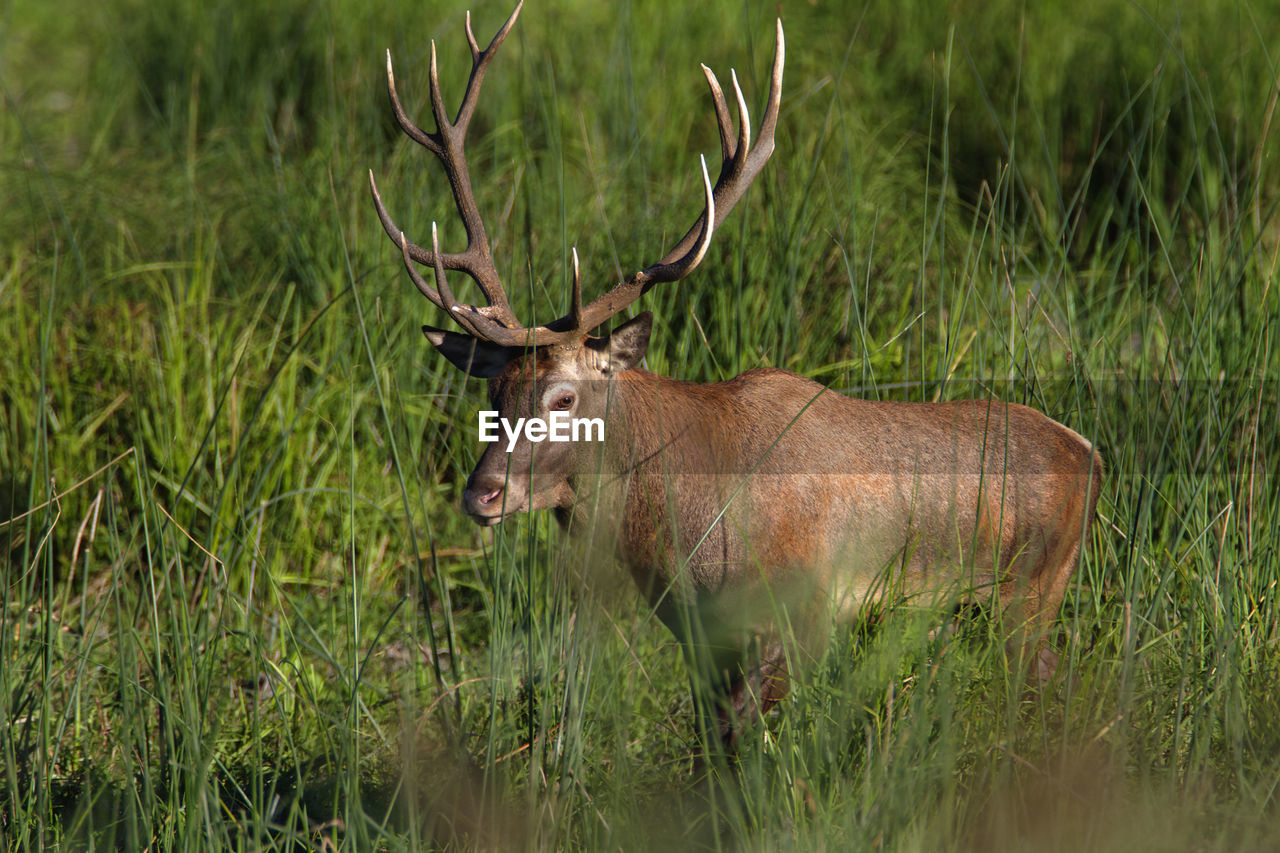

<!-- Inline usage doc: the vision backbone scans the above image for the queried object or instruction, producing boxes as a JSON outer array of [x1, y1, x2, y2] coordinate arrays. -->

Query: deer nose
[[462, 478, 506, 520]]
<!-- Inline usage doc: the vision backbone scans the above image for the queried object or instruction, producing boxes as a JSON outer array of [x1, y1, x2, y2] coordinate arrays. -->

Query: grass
[[2, 0, 1279, 848]]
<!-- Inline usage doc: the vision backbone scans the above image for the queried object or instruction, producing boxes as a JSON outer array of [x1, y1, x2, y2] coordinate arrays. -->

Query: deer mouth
[[469, 510, 510, 527]]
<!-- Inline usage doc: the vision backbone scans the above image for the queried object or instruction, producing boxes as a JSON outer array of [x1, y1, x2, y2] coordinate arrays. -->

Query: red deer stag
[[369, 3, 1103, 749]]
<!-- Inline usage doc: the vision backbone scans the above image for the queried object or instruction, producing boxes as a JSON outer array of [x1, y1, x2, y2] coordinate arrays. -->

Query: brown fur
[[459, 338, 1103, 748]]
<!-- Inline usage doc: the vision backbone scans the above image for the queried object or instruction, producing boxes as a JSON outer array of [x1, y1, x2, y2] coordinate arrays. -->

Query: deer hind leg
[[1001, 519, 1088, 684], [1015, 450, 1103, 683]]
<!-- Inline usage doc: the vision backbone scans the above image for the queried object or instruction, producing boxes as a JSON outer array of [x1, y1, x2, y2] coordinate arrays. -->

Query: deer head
[[370, 2, 784, 526]]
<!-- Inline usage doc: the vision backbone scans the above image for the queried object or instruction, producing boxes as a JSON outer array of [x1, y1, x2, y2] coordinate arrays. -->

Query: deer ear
[[586, 312, 652, 374], [423, 326, 520, 378]]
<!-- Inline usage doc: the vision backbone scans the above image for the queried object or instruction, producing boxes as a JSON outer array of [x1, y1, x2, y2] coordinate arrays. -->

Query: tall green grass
[[2, 0, 1278, 849]]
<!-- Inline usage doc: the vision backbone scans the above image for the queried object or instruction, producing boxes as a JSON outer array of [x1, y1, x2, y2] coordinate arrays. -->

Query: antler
[[369, 1, 524, 335], [372, 6, 784, 348], [568, 19, 786, 335]]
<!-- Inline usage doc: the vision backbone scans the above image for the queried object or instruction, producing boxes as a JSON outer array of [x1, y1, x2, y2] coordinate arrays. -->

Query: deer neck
[[582, 369, 735, 573]]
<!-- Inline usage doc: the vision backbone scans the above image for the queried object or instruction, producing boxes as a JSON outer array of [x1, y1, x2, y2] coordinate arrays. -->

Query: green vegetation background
[[2, 0, 1278, 848]]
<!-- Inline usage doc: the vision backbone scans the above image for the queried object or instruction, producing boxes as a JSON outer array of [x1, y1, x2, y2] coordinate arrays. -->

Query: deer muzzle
[[462, 471, 528, 525]]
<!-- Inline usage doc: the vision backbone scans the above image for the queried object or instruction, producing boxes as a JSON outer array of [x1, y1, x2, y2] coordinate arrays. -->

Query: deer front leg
[[718, 641, 791, 749], [680, 635, 791, 759]]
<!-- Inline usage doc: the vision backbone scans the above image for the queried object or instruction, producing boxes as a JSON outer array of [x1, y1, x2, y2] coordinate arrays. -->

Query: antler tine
[[392, 220, 444, 310], [465, 11, 481, 61], [372, 169, 440, 305], [729, 69, 751, 162], [569, 247, 583, 331], [568, 20, 785, 334], [373, 3, 526, 336], [391, 219, 486, 339], [702, 64, 735, 162], [426, 41, 450, 141], [384, 49, 441, 156], [654, 156, 717, 281], [424, 222, 492, 339], [456, 1, 522, 131], [428, 222, 454, 308], [744, 18, 785, 186]]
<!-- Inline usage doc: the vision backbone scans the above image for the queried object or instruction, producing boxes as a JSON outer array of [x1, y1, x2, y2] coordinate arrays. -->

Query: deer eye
[[551, 393, 575, 411]]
